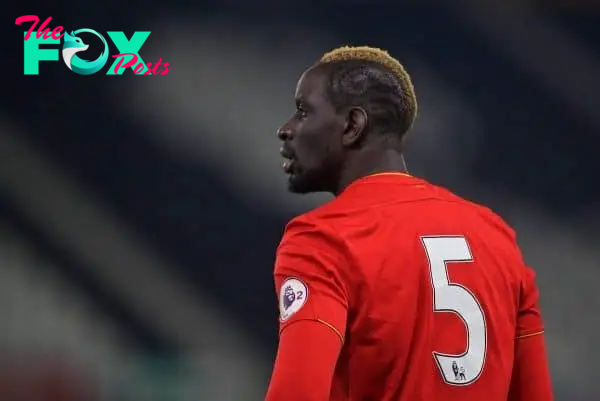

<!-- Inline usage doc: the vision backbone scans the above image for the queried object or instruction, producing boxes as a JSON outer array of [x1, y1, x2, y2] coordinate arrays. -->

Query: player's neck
[[334, 149, 408, 196]]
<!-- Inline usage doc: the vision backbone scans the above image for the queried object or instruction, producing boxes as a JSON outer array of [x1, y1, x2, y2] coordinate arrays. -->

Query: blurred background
[[1, 1, 599, 400]]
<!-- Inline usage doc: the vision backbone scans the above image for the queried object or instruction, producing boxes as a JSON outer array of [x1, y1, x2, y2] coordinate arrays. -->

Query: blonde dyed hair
[[318, 45, 417, 133]]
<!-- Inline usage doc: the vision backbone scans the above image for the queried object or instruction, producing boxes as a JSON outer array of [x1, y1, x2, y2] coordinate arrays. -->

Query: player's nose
[[277, 126, 292, 141]]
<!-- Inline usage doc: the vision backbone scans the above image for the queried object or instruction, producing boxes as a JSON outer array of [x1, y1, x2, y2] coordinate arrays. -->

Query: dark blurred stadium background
[[1, 1, 598, 400]]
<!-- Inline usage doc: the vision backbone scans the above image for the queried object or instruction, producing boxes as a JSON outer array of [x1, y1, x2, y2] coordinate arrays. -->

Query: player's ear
[[342, 106, 367, 147]]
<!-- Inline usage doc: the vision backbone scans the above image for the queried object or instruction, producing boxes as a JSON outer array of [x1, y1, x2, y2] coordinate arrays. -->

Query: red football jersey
[[268, 173, 552, 401]]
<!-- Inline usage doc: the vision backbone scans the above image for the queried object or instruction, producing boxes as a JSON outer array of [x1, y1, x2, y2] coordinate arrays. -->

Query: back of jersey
[[332, 174, 544, 401], [405, 195, 522, 400]]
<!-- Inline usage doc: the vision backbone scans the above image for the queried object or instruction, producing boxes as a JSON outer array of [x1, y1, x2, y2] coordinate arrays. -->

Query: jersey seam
[[316, 318, 344, 344], [516, 330, 544, 339], [280, 318, 345, 344]]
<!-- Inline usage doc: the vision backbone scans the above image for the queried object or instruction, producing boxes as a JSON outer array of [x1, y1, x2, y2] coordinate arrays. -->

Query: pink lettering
[[15, 15, 39, 41], [112, 54, 172, 75], [50, 26, 64, 40], [16, 15, 64, 41], [149, 59, 171, 75], [152, 59, 165, 75], [112, 53, 139, 74], [36, 17, 52, 39], [133, 62, 145, 75]]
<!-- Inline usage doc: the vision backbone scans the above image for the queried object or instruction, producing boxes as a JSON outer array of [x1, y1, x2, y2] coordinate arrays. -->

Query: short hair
[[317, 46, 417, 140]]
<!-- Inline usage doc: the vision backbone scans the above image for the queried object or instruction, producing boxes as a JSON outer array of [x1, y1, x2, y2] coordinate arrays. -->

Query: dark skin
[[278, 64, 408, 195]]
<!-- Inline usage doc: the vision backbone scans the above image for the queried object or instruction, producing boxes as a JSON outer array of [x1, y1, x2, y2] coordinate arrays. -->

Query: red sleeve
[[265, 321, 342, 401], [265, 217, 349, 401], [274, 217, 349, 340], [508, 266, 553, 401], [516, 266, 545, 338]]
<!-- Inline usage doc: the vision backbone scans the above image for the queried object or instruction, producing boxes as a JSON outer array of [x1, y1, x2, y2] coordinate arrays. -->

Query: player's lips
[[280, 147, 295, 173], [283, 160, 295, 174]]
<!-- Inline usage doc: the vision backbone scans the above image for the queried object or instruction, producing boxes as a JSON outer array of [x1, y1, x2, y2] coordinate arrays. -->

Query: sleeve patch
[[279, 277, 309, 322]]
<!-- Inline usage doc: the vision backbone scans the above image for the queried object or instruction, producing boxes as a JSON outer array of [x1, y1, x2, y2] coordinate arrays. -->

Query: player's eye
[[295, 106, 308, 119]]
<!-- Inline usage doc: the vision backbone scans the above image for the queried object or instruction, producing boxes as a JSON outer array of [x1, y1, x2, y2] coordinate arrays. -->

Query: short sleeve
[[516, 266, 545, 338], [274, 217, 349, 342]]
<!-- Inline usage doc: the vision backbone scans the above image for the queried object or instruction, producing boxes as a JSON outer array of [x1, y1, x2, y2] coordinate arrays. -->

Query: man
[[266, 46, 553, 401]]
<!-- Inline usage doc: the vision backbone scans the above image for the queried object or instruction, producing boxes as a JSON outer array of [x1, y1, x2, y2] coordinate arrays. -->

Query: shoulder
[[464, 200, 517, 243], [275, 208, 356, 287], [275, 212, 352, 321], [428, 182, 518, 242], [279, 198, 354, 249], [278, 211, 344, 258]]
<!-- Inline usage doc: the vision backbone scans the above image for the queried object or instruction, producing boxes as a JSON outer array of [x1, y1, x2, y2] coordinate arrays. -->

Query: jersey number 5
[[421, 236, 487, 386]]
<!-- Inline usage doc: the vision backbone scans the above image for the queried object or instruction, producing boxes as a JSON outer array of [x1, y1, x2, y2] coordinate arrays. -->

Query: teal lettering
[[23, 32, 59, 74], [106, 31, 151, 75]]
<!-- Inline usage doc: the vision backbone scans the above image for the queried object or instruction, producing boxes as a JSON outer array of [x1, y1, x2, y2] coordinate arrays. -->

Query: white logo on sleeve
[[279, 278, 308, 321]]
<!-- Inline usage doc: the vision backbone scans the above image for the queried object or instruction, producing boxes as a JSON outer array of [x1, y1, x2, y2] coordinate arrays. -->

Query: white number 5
[[421, 236, 487, 386]]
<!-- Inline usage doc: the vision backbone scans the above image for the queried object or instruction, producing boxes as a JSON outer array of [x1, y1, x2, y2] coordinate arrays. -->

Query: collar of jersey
[[341, 171, 414, 194]]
